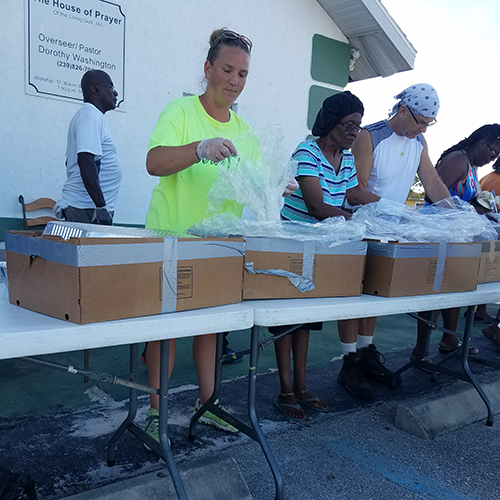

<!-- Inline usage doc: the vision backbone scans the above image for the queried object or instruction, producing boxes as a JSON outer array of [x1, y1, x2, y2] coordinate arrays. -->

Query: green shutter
[[311, 34, 351, 87]]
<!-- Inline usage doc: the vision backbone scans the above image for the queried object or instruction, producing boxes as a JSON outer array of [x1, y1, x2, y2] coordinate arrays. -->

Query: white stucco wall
[[1, 0, 346, 225]]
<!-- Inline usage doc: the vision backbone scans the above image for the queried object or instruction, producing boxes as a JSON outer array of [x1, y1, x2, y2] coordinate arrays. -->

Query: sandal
[[410, 353, 439, 374], [294, 389, 329, 412], [438, 341, 479, 355], [273, 395, 306, 421]]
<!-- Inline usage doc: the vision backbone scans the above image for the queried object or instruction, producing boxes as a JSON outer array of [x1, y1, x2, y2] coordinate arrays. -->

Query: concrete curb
[[395, 374, 500, 438]]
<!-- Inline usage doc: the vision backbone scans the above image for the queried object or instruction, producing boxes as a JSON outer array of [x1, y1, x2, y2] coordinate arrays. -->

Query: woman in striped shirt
[[272, 92, 379, 420]]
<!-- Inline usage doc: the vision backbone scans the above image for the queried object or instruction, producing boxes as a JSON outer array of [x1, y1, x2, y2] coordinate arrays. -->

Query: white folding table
[[3, 282, 500, 500], [0, 284, 256, 500], [244, 282, 500, 499]]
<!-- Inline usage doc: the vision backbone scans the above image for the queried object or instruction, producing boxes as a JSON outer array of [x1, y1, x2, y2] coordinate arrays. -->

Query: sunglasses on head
[[208, 30, 253, 60]]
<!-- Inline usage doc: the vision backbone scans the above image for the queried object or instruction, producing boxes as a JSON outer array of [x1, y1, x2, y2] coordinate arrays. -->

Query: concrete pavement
[[2, 328, 500, 500]]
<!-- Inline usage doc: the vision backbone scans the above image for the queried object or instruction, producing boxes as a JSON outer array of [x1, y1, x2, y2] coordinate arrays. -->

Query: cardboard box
[[477, 240, 500, 284], [242, 237, 367, 300], [363, 241, 481, 298], [5, 231, 244, 324]]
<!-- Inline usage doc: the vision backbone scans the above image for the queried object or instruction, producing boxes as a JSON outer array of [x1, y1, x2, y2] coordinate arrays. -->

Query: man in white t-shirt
[[336, 84, 450, 400], [55, 70, 122, 225]]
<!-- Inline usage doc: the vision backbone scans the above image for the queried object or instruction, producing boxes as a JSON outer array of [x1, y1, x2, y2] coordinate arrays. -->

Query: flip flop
[[438, 341, 479, 355], [273, 397, 306, 421], [295, 393, 329, 412]]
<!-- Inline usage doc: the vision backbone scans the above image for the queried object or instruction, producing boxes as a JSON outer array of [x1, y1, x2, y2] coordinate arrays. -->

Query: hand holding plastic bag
[[196, 137, 238, 163], [206, 126, 298, 221]]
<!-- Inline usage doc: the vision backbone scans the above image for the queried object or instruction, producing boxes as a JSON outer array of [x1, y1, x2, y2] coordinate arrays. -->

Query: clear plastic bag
[[352, 197, 497, 242], [188, 213, 366, 245], [206, 126, 298, 222]]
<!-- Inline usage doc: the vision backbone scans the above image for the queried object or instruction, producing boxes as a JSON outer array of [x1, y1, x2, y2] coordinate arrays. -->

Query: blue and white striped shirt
[[281, 140, 358, 222]]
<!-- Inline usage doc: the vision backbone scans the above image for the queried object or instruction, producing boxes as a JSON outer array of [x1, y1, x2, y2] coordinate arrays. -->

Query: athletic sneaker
[[359, 344, 402, 386], [145, 408, 160, 444], [194, 399, 238, 433], [222, 349, 244, 365], [144, 408, 170, 446], [337, 352, 373, 400]]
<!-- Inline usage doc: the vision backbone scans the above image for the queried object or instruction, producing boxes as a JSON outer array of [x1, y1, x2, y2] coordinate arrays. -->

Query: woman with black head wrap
[[271, 92, 379, 421], [281, 91, 379, 222]]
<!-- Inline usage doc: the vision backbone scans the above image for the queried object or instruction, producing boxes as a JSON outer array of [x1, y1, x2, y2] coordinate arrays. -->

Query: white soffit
[[317, 0, 417, 81]]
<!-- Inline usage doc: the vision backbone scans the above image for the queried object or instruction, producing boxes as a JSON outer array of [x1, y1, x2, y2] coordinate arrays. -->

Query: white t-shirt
[[58, 103, 122, 212], [365, 120, 424, 204]]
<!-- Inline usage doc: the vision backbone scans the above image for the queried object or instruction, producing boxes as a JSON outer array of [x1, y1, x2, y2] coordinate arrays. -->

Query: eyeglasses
[[487, 142, 500, 160], [208, 30, 253, 61], [407, 106, 436, 128], [339, 122, 362, 134]]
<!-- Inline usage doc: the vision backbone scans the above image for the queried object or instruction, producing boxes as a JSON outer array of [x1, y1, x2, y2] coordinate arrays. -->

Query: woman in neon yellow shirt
[[143, 29, 255, 438]]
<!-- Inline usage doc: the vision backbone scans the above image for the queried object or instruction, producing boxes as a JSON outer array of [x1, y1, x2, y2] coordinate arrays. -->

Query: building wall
[[1, 0, 347, 227]]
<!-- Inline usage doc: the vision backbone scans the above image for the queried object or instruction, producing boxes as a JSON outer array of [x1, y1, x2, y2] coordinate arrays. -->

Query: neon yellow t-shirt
[[145, 95, 259, 233]]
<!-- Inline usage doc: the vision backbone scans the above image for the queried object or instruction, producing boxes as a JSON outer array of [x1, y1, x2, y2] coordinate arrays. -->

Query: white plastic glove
[[196, 137, 238, 163], [283, 178, 299, 197]]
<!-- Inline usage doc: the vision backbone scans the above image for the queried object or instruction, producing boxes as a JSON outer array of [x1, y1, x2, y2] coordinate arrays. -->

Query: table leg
[[391, 308, 494, 426], [84, 349, 90, 383], [107, 343, 139, 466], [248, 325, 284, 500], [188, 327, 284, 499], [188, 332, 224, 441], [461, 306, 494, 426], [390, 311, 438, 388], [106, 342, 189, 500], [159, 339, 189, 499]]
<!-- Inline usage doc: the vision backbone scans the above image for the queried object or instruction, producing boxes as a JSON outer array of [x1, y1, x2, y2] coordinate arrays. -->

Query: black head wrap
[[312, 91, 364, 138]]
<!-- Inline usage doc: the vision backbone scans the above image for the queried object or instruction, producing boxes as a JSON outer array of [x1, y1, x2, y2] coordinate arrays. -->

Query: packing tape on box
[[161, 238, 177, 313], [433, 242, 447, 292], [245, 240, 316, 293], [161, 239, 244, 312]]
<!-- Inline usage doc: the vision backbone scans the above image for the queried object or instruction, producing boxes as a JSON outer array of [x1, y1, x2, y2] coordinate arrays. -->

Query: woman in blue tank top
[[415, 125, 500, 358]]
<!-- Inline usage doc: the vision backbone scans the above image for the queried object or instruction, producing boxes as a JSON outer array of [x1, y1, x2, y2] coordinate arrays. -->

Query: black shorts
[[268, 322, 323, 335]]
